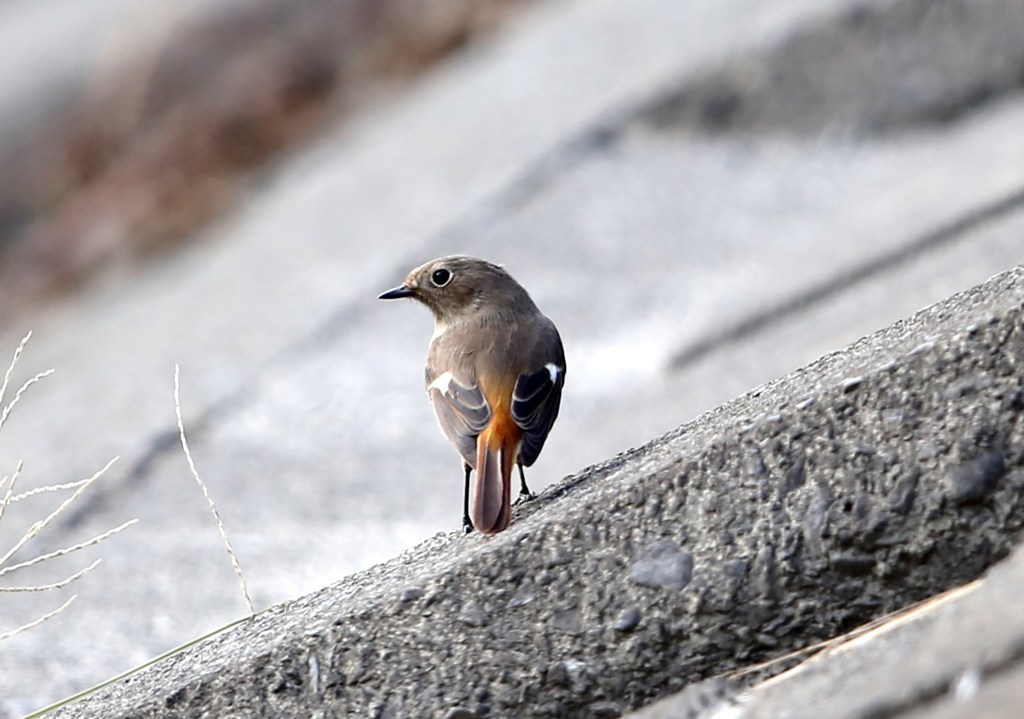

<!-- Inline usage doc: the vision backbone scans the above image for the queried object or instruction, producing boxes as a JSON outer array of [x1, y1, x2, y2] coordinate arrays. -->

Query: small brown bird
[[379, 256, 565, 534]]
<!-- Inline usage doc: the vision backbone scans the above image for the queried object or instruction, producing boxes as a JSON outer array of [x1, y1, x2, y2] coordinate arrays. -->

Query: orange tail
[[472, 419, 519, 534]]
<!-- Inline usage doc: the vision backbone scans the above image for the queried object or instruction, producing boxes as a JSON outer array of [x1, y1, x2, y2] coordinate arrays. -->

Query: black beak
[[378, 285, 414, 300]]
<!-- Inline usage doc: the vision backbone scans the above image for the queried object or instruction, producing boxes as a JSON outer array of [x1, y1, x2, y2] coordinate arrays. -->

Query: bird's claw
[[515, 491, 537, 505]]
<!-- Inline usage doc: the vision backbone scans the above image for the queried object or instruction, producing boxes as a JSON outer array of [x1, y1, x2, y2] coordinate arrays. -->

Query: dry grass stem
[[8, 478, 92, 503], [0, 595, 77, 642], [0, 331, 55, 434], [0, 519, 138, 578], [0, 456, 120, 568], [0, 332, 138, 642], [174, 363, 254, 616], [0, 369, 55, 434], [0, 558, 102, 592], [0, 459, 134, 641], [0, 331, 33, 405], [0, 460, 23, 528]]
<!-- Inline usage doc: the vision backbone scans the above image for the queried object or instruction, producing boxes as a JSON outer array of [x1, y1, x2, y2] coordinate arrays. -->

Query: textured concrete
[[45, 266, 1024, 717], [629, 542, 1024, 719]]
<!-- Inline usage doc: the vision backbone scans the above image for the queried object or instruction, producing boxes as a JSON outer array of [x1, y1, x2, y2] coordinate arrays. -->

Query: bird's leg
[[462, 463, 474, 534], [516, 463, 536, 504]]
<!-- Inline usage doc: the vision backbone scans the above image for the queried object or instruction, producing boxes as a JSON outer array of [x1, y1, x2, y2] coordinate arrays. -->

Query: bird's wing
[[425, 366, 490, 467], [511, 361, 564, 467]]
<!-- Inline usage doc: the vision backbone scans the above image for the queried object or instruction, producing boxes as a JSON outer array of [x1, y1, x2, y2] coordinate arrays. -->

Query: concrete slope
[[46, 265, 1024, 717]]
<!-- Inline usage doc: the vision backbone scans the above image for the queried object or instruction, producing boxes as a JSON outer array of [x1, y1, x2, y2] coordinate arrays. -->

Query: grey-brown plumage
[[379, 256, 565, 534]]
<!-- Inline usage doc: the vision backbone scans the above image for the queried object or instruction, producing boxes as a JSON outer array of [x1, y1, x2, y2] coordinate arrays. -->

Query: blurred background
[[0, 0, 1022, 714]]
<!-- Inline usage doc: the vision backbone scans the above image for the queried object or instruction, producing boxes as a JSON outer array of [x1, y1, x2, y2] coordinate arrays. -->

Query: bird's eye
[[431, 268, 452, 287]]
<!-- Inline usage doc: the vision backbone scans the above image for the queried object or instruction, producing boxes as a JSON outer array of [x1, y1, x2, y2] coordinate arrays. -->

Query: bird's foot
[[462, 516, 474, 534], [515, 490, 537, 505]]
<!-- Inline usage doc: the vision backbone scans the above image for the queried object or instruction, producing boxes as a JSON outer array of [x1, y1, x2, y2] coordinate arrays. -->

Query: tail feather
[[472, 424, 517, 534]]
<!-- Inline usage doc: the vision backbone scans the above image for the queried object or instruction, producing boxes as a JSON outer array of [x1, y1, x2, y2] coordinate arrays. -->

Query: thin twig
[[0, 558, 103, 592], [0, 595, 77, 642], [174, 364, 254, 616], [0, 519, 138, 578], [0, 457, 119, 569]]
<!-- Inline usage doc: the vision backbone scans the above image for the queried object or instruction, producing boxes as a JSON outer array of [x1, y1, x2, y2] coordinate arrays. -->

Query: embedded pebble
[[947, 450, 1005, 503], [630, 540, 694, 590], [400, 586, 425, 603], [613, 606, 642, 632], [842, 376, 864, 392]]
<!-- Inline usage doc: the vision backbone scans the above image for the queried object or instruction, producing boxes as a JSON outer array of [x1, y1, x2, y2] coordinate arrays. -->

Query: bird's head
[[379, 255, 531, 324]]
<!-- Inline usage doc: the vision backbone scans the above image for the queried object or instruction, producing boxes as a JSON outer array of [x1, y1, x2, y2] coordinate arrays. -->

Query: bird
[[379, 256, 565, 535]]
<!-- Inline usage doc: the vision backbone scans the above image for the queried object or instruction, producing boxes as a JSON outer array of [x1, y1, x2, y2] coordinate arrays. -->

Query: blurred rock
[[0, 0, 536, 324]]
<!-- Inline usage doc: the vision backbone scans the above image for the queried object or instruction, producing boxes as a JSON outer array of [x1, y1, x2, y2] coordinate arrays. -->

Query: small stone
[[545, 662, 570, 687], [613, 606, 641, 632], [630, 540, 694, 590], [908, 340, 935, 356], [508, 592, 536, 609], [887, 469, 919, 515], [917, 441, 940, 460], [444, 708, 478, 719], [552, 608, 582, 635], [589, 701, 622, 718], [459, 603, 489, 627], [947, 451, 1005, 503], [841, 376, 864, 393], [782, 462, 806, 495], [400, 586, 425, 603]]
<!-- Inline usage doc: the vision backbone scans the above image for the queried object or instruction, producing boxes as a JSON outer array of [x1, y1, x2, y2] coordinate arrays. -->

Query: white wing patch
[[427, 371, 454, 394], [545, 363, 563, 383]]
